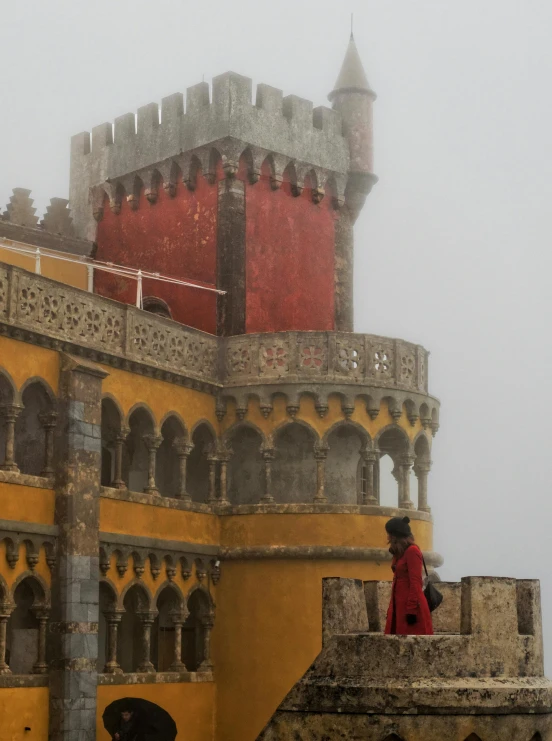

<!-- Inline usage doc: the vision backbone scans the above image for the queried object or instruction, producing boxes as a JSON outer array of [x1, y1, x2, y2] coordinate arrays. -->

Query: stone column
[[103, 610, 123, 674], [112, 426, 129, 489], [361, 450, 378, 505], [207, 451, 218, 505], [334, 207, 354, 331], [397, 454, 415, 510], [0, 603, 12, 674], [217, 449, 231, 507], [143, 434, 162, 495], [217, 177, 246, 336], [197, 610, 215, 672], [137, 611, 157, 673], [32, 607, 50, 674], [414, 460, 432, 514], [260, 447, 275, 504], [0, 404, 22, 472], [173, 439, 193, 501], [49, 354, 107, 741], [313, 443, 329, 504], [39, 411, 57, 477], [169, 607, 189, 672]]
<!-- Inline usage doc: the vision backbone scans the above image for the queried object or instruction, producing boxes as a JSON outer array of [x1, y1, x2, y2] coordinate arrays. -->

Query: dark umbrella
[[102, 697, 178, 741]]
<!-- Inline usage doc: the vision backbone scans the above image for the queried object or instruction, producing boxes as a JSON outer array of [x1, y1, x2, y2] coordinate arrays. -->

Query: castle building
[[0, 37, 441, 741]]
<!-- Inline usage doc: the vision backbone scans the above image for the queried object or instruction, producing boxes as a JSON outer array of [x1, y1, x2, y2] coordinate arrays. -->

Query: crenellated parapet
[[258, 576, 552, 741], [69, 72, 369, 239]]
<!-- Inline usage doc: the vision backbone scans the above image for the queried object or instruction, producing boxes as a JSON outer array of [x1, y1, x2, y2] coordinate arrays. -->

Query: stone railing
[[223, 332, 428, 393], [0, 263, 429, 394], [0, 264, 219, 387]]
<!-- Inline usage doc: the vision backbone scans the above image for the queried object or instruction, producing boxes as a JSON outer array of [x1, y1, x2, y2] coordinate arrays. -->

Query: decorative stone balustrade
[[0, 263, 432, 398]]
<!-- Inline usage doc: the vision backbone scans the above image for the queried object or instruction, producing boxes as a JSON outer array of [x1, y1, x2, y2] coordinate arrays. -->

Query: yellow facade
[[0, 330, 434, 740]]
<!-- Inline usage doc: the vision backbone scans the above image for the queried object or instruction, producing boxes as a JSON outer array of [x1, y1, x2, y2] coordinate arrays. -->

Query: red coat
[[385, 543, 433, 635]]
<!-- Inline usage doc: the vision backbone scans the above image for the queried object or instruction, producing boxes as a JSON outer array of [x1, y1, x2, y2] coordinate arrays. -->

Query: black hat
[[385, 516, 412, 538]]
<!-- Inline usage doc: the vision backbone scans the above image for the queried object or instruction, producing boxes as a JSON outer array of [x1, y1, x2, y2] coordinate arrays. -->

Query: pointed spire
[[328, 36, 375, 101]]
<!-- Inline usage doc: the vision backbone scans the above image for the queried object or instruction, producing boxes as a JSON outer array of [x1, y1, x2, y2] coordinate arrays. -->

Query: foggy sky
[[2, 1, 551, 667]]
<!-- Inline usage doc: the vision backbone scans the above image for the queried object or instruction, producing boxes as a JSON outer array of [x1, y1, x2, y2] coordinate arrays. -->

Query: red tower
[[70, 36, 376, 336]]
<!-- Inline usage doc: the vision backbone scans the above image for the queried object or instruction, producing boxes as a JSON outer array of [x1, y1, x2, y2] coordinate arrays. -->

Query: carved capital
[[143, 433, 162, 452]]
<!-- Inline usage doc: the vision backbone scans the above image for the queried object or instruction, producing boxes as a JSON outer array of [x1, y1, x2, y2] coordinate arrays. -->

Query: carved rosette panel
[[335, 337, 364, 378], [226, 340, 254, 378], [366, 338, 395, 384], [297, 335, 327, 376], [259, 340, 289, 377], [129, 314, 217, 379], [16, 274, 125, 350], [400, 350, 416, 385], [0, 267, 7, 319]]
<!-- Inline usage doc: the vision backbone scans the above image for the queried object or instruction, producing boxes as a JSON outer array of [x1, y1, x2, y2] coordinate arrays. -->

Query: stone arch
[[323, 421, 371, 505], [157, 414, 187, 498], [152, 582, 186, 671], [0, 368, 17, 404], [120, 581, 154, 672], [98, 580, 119, 672], [271, 420, 318, 503], [125, 405, 156, 493], [0, 572, 9, 604], [414, 431, 430, 460], [188, 420, 217, 503], [183, 585, 214, 672], [282, 160, 300, 197], [6, 573, 48, 674], [16, 378, 56, 476], [224, 422, 266, 505], [101, 396, 123, 487]]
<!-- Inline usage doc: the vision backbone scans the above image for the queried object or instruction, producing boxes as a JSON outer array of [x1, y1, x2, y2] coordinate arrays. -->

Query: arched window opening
[[187, 424, 216, 503], [183, 590, 214, 672], [101, 399, 123, 488], [377, 428, 411, 510], [120, 584, 151, 673], [378, 453, 397, 508], [156, 417, 186, 498], [227, 426, 263, 505], [126, 409, 155, 493], [142, 296, 172, 320], [98, 581, 119, 673], [16, 382, 55, 477], [326, 426, 365, 504], [152, 586, 184, 672], [6, 577, 48, 674], [0, 374, 15, 470], [463, 735, 483, 741], [272, 424, 316, 503]]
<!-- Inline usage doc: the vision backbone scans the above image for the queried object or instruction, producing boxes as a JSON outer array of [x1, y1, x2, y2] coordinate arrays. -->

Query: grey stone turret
[[328, 35, 377, 218]]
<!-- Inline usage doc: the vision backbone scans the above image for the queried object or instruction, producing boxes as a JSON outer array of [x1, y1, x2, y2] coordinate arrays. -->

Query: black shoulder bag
[[422, 555, 443, 612]]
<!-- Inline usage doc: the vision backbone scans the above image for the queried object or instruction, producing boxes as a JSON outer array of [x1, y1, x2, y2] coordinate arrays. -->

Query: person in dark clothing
[[112, 709, 141, 741]]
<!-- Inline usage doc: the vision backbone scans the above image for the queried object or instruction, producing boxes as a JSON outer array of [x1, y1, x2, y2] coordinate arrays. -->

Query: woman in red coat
[[384, 516, 433, 636]]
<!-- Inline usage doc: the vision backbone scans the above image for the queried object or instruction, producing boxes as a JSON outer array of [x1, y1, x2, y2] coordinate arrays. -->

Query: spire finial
[[350, 13, 354, 40]]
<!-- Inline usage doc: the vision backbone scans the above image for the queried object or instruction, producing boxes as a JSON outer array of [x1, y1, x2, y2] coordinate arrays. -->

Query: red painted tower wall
[[95, 175, 219, 334], [244, 166, 338, 334]]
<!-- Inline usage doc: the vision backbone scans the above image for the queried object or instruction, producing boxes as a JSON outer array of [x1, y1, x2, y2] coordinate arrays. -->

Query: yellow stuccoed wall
[[0, 484, 54, 526], [0, 686, 49, 740], [0, 247, 88, 291]]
